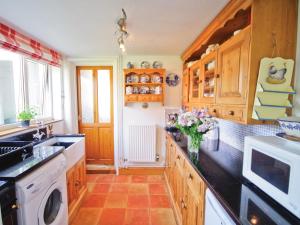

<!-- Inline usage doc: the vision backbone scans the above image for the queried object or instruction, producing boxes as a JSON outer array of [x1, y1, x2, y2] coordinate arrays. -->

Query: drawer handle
[[229, 110, 234, 116], [213, 109, 217, 113], [199, 80, 203, 83], [189, 173, 193, 180], [216, 74, 220, 78], [177, 155, 181, 160]]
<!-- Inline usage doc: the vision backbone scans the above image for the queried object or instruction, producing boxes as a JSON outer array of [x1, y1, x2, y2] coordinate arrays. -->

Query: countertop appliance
[[240, 184, 290, 225], [243, 136, 300, 218], [205, 189, 236, 225], [0, 181, 18, 225], [15, 154, 67, 225]]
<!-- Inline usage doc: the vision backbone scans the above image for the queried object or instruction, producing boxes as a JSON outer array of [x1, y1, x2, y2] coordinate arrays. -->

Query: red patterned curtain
[[0, 23, 62, 66]]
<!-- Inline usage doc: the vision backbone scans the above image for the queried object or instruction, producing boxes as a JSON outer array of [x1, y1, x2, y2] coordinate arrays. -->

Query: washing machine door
[[38, 182, 67, 225]]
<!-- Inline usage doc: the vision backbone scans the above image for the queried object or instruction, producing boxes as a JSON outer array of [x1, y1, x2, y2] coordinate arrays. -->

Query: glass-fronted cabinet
[[189, 61, 202, 103], [200, 52, 217, 103]]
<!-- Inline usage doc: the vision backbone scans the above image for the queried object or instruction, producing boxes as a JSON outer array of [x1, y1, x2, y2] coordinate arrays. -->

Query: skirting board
[[119, 167, 165, 175]]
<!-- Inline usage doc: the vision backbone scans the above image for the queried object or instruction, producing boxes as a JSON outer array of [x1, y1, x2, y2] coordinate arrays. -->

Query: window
[[0, 48, 63, 127]]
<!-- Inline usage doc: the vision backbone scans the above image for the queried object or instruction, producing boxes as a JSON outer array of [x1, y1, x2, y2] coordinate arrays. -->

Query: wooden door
[[182, 68, 190, 106], [216, 28, 250, 105], [77, 66, 114, 164]]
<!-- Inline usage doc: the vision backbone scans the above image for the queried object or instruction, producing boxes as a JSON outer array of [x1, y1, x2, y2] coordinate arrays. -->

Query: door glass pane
[[43, 189, 62, 225], [97, 70, 111, 123], [251, 149, 290, 194], [80, 70, 94, 123]]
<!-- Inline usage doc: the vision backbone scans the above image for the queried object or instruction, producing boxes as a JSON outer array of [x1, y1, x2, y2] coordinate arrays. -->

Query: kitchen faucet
[[33, 128, 45, 141]]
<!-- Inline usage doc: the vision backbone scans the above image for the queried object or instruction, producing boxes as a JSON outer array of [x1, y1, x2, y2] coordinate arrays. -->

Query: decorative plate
[[153, 61, 163, 69], [140, 86, 150, 94], [141, 61, 150, 69], [131, 74, 139, 83], [151, 73, 162, 83], [140, 74, 150, 83], [166, 73, 180, 87]]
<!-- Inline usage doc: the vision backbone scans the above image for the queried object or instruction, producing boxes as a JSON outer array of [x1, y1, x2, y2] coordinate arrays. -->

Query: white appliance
[[16, 154, 68, 225], [243, 136, 300, 218], [240, 185, 290, 225], [205, 189, 236, 225]]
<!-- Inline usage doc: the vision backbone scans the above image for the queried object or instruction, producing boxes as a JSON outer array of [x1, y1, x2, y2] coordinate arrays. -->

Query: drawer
[[125, 94, 138, 102], [208, 105, 220, 117], [174, 147, 185, 170], [151, 95, 162, 102], [138, 95, 151, 102], [220, 106, 245, 122], [185, 161, 205, 198]]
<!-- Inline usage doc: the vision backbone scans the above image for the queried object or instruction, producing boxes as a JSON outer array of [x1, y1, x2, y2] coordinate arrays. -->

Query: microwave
[[240, 185, 290, 225], [243, 136, 300, 219]]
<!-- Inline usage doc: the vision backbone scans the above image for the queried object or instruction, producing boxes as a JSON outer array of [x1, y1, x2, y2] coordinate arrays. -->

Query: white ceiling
[[0, 0, 228, 58]]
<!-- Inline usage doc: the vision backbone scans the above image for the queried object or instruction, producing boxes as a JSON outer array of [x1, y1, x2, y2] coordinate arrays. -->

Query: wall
[[122, 55, 182, 167], [62, 59, 78, 134]]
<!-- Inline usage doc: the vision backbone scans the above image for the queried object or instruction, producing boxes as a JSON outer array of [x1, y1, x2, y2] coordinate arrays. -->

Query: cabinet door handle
[[216, 74, 220, 78], [177, 155, 180, 160], [199, 80, 203, 83], [229, 110, 234, 116], [189, 173, 193, 180], [213, 109, 217, 113]]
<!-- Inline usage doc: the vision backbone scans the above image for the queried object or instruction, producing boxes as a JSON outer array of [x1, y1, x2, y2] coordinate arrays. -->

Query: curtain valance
[[0, 23, 62, 66]]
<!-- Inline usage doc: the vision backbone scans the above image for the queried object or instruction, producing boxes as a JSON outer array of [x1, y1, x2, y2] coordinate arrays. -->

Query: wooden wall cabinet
[[165, 135, 206, 225], [124, 68, 165, 105], [216, 27, 250, 105], [67, 156, 87, 224], [182, 0, 297, 124]]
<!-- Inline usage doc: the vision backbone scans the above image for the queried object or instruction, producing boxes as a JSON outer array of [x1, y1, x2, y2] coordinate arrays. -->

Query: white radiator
[[128, 125, 156, 162]]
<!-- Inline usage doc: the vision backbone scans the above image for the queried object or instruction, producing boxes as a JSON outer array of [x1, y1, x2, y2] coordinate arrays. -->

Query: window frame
[[0, 49, 63, 131]]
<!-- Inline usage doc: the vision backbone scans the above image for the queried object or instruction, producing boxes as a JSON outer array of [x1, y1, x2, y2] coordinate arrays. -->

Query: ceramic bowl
[[277, 117, 300, 137]]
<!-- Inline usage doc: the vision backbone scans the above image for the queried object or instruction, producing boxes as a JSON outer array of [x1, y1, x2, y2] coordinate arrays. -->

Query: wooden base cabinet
[[67, 156, 87, 224], [165, 135, 206, 225]]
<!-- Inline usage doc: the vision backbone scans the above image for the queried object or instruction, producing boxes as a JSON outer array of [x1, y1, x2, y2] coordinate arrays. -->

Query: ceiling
[[0, 0, 228, 58]]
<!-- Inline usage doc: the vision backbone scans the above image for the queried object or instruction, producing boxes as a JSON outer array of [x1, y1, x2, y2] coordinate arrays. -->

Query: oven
[[242, 136, 300, 219], [0, 182, 18, 225]]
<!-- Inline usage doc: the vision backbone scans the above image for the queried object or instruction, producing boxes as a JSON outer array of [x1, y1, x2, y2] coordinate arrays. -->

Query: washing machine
[[15, 154, 68, 225]]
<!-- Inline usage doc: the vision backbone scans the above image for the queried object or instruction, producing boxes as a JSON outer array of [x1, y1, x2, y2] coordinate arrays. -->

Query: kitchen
[[0, 0, 299, 225]]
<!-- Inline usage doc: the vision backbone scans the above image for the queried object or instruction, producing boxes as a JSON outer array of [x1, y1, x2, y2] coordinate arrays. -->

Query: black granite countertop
[[0, 146, 64, 181], [168, 133, 300, 225]]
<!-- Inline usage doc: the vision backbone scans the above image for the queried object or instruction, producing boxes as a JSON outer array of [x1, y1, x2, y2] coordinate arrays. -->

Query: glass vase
[[187, 135, 199, 153]]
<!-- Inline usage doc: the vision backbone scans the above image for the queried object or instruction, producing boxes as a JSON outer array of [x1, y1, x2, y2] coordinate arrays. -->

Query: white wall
[[294, 2, 300, 116], [62, 59, 78, 134], [122, 55, 182, 167]]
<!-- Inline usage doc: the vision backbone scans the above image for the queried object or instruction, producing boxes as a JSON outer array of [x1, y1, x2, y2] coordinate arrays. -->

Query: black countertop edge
[[0, 180, 10, 190], [167, 132, 300, 225], [0, 146, 64, 181]]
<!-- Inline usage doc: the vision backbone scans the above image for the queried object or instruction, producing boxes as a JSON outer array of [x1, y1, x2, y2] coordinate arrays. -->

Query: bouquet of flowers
[[176, 109, 216, 151]]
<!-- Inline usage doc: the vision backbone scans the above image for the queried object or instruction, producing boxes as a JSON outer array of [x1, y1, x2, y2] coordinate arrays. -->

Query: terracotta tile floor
[[71, 174, 177, 225]]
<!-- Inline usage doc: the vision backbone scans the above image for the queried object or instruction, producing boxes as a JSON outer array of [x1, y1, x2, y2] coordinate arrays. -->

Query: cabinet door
[[75, 157, 87, 196], [165, 136, 171, 180], [169, 142, 176, 196], [189, 61, 202, 103], [66, 167, 77, 209], [183, 187, 204, 225], [182, 68, 190, 105], [216, 28, 250, 105], [173, 162, 185, 224]]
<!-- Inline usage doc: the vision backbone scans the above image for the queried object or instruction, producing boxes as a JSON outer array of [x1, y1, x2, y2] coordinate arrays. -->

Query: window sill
[[0, 119, 63, 138]]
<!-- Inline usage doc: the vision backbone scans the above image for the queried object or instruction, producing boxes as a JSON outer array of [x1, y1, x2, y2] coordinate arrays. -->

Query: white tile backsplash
[[217, 119, 282, 151]]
